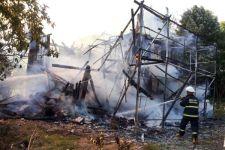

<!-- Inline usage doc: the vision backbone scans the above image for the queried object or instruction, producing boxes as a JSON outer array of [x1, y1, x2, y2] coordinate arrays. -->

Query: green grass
[[32, 134, 79, 150], [143, 143, 161, 150], [214, 102, 225, 119], [0, 120, 80, 150]]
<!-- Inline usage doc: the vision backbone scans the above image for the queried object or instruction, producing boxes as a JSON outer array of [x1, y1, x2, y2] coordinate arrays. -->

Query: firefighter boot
[[176, 133, 183, 139], [192, 137, 198, 145]]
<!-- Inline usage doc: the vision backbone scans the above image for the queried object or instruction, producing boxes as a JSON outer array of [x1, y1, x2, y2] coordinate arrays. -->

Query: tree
[[217, 22, 225, 50], [178, 5, 220, 43], [179, 6, 225, 101], [0, 0, 57, 79], [216, 22, 225, 100]]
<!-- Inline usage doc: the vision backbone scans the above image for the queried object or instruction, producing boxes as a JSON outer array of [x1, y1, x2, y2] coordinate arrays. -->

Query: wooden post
[[90, 77, 102, 107], [131, 9, 136, 48], [190, 42, 192, 71], [162, 7, 169, 129], [195, 37, 198, 95], [131, 8, 139, 130], [203, 79, 208, 119], [113, 66, 138, 116], [135, 1, 144, 133], [213, 44, 217, 113], [27, 40, 38, 73], [78, 66, 91, 100]]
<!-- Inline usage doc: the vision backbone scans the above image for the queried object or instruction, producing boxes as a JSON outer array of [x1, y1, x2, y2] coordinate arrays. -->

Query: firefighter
[[177, 86, 199, 144]]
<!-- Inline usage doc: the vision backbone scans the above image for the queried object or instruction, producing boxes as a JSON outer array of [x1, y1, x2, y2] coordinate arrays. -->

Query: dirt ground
[[0, 118, 224, 150]]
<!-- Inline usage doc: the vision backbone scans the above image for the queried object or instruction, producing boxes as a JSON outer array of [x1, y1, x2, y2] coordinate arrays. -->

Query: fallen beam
[[52, 64, 115, 74], [113, 66, 138, 116], [150, 70, 175, 94], [161, 73, 192, 125], [155, 65, 184, 83], [129, 61, 163, 66], [123, 70, 153, 99], [52, 64, 99, 71], [141, 56, 164, 62]]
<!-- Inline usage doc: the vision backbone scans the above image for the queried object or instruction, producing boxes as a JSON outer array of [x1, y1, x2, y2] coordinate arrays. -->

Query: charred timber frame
[[135, 0, 216, 123], [89, 1, 216, 125]]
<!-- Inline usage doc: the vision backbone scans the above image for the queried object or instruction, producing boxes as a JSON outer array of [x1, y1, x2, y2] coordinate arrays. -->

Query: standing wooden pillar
[[79, 65, 91, 99], [213, 44, 217, 113], [194, 37, 198, 94], [27, 40, 38, 73], [78, 65, 102, 106], [203, 79, 208, 119], [162, 7, 170, 129], [134, 1, 144, 133]]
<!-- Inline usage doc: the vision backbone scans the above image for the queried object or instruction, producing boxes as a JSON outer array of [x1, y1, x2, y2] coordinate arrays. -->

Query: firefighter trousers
[[179, 117, 198, 139]]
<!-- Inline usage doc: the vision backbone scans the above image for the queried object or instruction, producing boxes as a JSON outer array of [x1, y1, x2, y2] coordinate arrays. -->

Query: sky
[[40, 0, 225, 46]]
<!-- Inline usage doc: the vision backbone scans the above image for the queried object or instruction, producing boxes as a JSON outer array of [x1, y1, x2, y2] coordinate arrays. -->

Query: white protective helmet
[[185, 86, 195, 93]]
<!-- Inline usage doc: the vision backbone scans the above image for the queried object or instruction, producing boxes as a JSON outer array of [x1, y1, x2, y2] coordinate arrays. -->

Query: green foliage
[[217, 22, 225, 50], [178, 5, 220, 43], [0, 0, 57, 79], [179, 5, 225, 100], [216, 22, 225, 99], [214, 102, 225, 120], [143, 143, 161, 150], [0, 121, 79, 149]]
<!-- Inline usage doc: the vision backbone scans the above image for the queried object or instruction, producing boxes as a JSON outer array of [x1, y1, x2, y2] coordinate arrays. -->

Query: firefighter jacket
[[180, 95, 199, 118]]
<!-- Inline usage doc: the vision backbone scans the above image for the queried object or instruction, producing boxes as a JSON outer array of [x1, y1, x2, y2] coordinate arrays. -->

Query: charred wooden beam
[[129, 61, 163, 66], [90, 77, 102, 107], [78, 65, 102, 107], [52, 64, 98, 72], [155, 65, 184, 83], [83, 44, 99, 55], [52, 64, 115, 74], [123, 70, 153, 99], [161, 73, 192, 125], [87, 106, 108, 116], [46, 69, 67, 85], [113, 66, 138, 116], [74, 61, 90, 80], [96, 6, 141, 70], [141, 57, 164, 62]]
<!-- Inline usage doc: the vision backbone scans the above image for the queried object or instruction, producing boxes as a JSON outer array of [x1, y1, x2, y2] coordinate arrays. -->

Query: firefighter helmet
[[185, 86, 195, 93]]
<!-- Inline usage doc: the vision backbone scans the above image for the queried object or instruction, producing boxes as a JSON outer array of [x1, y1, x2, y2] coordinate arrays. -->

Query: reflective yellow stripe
[[189, 102, 198, 104], [179, 129, 185, 132], [192, 132, 198, 135], [185, 106, 199, 109], [183, 114, 198, 118]]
